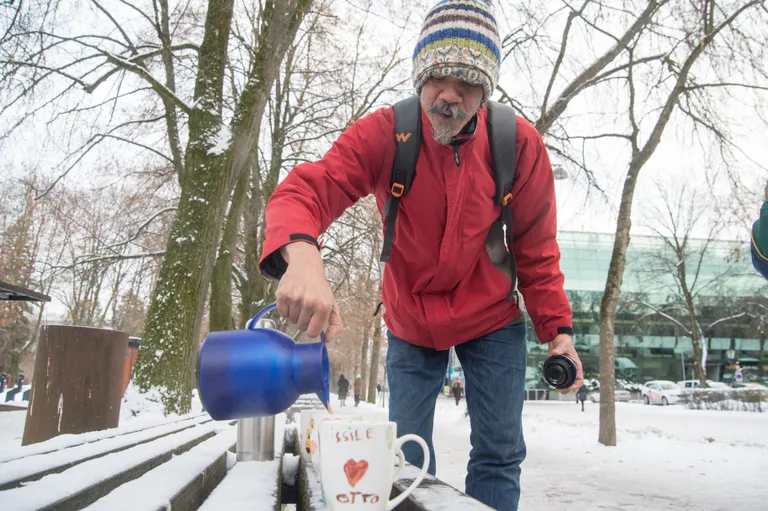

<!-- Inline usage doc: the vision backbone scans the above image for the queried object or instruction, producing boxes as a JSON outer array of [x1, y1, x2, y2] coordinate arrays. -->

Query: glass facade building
[[450, 231, 768, 388], [540, 231, 765, 385]]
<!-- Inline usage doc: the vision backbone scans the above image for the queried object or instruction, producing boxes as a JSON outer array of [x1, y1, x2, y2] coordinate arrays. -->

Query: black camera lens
[[543, 355, 576, 389]]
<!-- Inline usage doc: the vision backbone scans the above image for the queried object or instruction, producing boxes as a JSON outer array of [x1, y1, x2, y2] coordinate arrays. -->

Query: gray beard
[[432, 122, 456, 145]]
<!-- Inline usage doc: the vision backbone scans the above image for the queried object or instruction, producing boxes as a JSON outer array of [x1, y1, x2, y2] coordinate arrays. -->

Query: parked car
[[589, 388, 631, 403], [677, 380, 728, 389], [642, 380, 682, 405]]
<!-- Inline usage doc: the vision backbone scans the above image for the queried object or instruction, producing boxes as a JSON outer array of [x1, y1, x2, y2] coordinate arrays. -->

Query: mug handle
[[387, 434, 430, 511]]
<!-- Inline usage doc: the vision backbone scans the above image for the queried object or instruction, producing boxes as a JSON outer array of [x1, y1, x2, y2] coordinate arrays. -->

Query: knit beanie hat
[[412, 0, 501, 102]]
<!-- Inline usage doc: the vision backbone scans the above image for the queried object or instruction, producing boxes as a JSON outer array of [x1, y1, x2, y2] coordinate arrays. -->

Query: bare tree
[[598, 0, 768, 446], [0, 181, 37, 378], [632, 181, 767, 387]]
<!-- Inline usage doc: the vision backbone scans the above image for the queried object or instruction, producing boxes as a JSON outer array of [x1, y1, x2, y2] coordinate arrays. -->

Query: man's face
[[420, 75, 484, 145]]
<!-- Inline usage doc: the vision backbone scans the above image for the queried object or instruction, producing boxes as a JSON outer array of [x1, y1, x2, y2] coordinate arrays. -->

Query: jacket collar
[[452, 115, 478, 146]]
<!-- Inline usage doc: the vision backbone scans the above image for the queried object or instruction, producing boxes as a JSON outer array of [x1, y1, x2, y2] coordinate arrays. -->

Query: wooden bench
[[0, 395, 488, 511]]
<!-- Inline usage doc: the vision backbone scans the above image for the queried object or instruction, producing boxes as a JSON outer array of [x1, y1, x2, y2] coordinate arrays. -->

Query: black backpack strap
[[380, 96, 421, 262], [487, 100, 518, 302]]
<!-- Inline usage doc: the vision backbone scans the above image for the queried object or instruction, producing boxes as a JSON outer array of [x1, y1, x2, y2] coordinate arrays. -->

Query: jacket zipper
[[451, 142, 461, 166]]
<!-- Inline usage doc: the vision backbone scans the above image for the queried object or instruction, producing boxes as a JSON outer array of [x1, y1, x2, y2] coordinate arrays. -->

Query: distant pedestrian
[[576, 385, 588, 412], [377, 383, 382, 393], [353, 375, 363, 407], [337, 374, 349, 407], [452, 379, 463, 406]]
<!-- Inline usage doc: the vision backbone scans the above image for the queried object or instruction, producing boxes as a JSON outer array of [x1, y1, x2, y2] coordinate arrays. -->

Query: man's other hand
[[548, 334, 584, 394], [275, 242, 343, 341]]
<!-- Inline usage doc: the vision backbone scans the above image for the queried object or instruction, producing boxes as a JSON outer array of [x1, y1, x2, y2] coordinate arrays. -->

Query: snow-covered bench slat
[[0, 420, 229, 511], [0, 414, 212, 490], [0, 412, 208, 464], [83, 417, 250, 511], [390, 465, 494, 511], [196, 413, 288, 511]]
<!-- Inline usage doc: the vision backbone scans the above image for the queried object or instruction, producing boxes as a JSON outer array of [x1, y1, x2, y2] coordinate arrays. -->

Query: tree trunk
[[156, 0, 185, 183], [676, 252, 708, 388], [367, 309, 382, 404], [239, 168, 268, 327], [598, 239, 627, 445], [134, 0, 312, 414], [599, 151, 648, 446], [360, 329, 370, 396], [239, 77, 288, 325], [681, 294, 707, 388], [209, 165, 249, 332], [134, 0, 236, 414]]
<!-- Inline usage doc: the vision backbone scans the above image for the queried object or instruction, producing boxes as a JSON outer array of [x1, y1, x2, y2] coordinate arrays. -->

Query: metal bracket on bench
[[237, 416, 275, 462]]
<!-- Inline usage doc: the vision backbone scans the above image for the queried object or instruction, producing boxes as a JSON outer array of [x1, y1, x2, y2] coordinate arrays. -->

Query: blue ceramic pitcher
[[197, 303, 330, 420]]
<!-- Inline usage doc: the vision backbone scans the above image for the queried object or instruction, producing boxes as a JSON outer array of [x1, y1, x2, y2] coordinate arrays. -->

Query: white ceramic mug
[[297, 410, 316, 463], [318, 421, 430, 510], [309, 412, 363, 481]]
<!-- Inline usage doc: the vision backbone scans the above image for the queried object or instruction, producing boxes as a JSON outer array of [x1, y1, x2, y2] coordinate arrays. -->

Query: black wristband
[[259, 234, 320, 280]]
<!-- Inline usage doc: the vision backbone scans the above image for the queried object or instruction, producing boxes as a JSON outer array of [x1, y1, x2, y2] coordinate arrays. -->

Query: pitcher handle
[[248, 302, 326, 343], [248, 303, 277, 329]]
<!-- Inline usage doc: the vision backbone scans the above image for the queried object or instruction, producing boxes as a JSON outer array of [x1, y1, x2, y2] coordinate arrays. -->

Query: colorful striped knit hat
[[412, 0, 501, 102]]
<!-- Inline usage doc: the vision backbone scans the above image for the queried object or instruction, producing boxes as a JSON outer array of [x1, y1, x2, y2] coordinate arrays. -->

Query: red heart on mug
[[343, 459, 369, 487]]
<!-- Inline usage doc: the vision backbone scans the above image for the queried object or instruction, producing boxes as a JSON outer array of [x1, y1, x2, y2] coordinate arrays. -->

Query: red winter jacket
[[259, 105, 572, 350]]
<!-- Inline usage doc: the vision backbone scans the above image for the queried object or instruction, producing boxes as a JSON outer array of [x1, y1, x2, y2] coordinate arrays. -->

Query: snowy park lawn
[[432, 398, 768, 511], [1, 389, 765, 510]]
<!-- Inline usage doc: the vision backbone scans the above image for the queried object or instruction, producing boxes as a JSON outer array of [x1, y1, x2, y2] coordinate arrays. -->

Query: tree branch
[[105, 54, 193, 115]]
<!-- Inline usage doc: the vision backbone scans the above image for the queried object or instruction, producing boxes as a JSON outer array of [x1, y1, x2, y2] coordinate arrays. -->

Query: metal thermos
[[237, 416, 275, 462]]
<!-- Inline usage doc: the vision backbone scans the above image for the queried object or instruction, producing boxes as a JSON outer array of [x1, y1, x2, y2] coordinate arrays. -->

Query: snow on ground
[[432, 398, 768, 511], [333, 395, 767, 511], [0, 409, 26, 450]]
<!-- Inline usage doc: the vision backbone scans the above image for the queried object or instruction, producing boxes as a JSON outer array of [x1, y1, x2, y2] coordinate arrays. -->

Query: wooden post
[[22, 325, 128, 446]]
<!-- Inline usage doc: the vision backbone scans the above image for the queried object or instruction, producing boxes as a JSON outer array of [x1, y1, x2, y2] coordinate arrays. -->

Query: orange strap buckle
[[502, 192, 513, 206], [391, 183, 405, 197]]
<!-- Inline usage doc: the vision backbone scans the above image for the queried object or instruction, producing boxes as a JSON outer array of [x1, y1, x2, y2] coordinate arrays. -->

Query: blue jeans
[[387, 321, 528, 511]]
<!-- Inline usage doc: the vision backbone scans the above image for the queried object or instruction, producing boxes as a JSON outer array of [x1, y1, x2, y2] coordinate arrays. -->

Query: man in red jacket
[[259, 1, 583, 509]]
